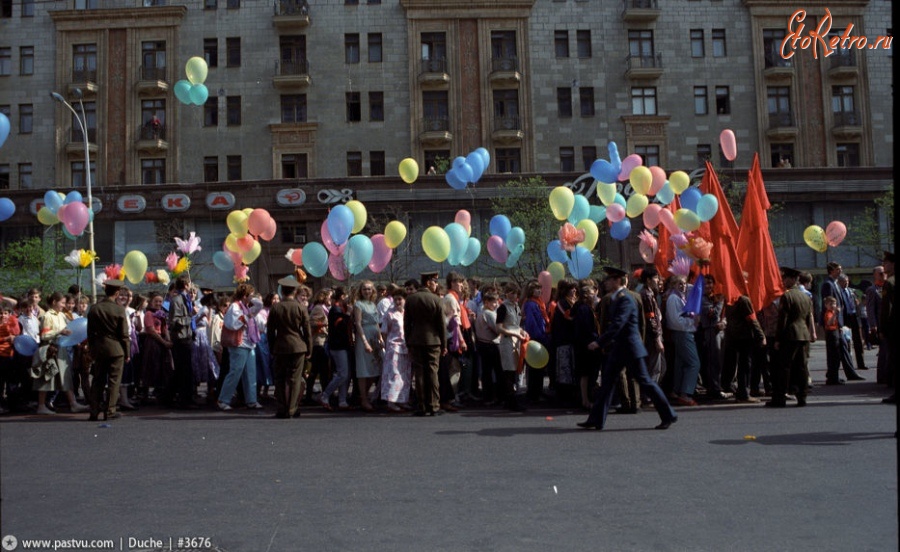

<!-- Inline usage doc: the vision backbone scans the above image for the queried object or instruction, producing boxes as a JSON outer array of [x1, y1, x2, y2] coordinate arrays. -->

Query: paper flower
[[156, 269, 170, 285], [64, 250, 81, 268], [173, 256, 190, 276], [166, 252, 179, 271], [668, 257, 693, 277], [94, 273, 109, 287], [638, 230, 658, 263], [670, 232, 689, 247], [294, 267, 307, 283], [681, 236, 713, 262], [285, 248, 296, 263], [79, 249, 98, 268], [175, 232, 202, 256], [558, 222, 585, 252], [104, 264, 124, 280], [233, 263, 249, 283], [145, 271, 159, 283]]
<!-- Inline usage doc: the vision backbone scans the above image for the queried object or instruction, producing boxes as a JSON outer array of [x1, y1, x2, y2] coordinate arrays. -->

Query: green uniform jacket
[[776, 285, 811, 343], [266, 298, 312, 355], [87, 297, 131, 359]]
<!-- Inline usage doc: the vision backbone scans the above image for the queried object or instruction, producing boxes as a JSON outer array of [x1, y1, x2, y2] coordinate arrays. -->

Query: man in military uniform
[[87, 280, 131, 421], [267, 277, 313, 418], [404, 271, 447, 416], [880, 251, 896, 403], [769, 267, 813, 408]]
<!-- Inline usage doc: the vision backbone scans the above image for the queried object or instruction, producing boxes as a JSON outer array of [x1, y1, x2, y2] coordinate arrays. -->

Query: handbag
[[556, 344, 575, 385], [221, 326, 244, 348]]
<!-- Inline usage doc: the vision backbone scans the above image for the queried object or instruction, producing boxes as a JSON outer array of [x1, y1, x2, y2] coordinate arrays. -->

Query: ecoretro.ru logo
[[781, 8, 892, 60]]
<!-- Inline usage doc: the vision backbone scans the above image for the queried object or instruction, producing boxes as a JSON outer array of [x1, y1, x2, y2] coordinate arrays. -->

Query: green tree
[[848, 188, 894, 261], [0, 234, 73, 297]]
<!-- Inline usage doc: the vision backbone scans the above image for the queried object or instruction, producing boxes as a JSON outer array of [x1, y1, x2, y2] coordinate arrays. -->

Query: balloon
[[803, 225, 828, 253], [568, 194, 590, 225], [475, 147, 490, 169], [669, 171, 691, 194], [576, 219, 599, 250], [213, 251, 234, 271], [174, 79, 192, 104], [549, 186, 575, 221], [227, 210, 249, 237], [57, 317, 88, 347], [62, 201, 89, 236], [422, 226, 451, 262], [625, 193, 649, 218], [302, 242, 329, 277], [123, 250, 148, 284], [64, 191, 83, 205], [188, 84, 209, 106], [590, 159, 619, 184], [597, 182, 617, 206], [445, 168, 467, 190], [674, 209, 702, 232], [547, 240, 568, 264], [567, 246, 593, 279], [680, 187, 702, 212], [524, 340, 550, 369], [43, 190, 63, 214], [328, 252, 347, 280], [326, 204, 354, 246], [224, 246, 242, 265], [606, 203, 625, 223], [62, 227, 78, 240], [456, 161, 474, 185], [538, 271, 553, 304], [185, 56, 209, 85], [505, 243, 525, 268], [460, 237, 481, 267], [659, 208, 681, 235], [696, 194, 719, 222], [489, 215, 511, 240], [344, 200, 367, 234], [247, 209, 271, 236], [384, 220, 407, 249], [344, 234, 374, 275], [547, 261, 566, 286], [241, 240, 262, 264], [0, 198, 14, 222], [506, 226, 526, 252], [259, 217, 277, 241], [236, 234, 256, 253], [466, 151, 485, 182], [454, 210, 471, 235], [643, 204, 662, 229], [825, 221, 847, 247], [629, 166, 653, 195], [608, 141, 621, 171], [610, 218, 632, 241], [321, 219, 340, 254], [224, 233, 241, 252], [368, 234, 393, 273], [720, 129, 737, 161], [588, 205, 606, 224], [13, 335, 38, 356], [618, 154, 643, 181], [613, 193, 627, 208], [242, 208, 254, 216], [444, 222, 468, 266], [289, 248, 303, 266], [0, 112, 9, 148], [648, 166, 667, 196], [398, 157, 419, 184], [656, 182, 675, 205], [486, 235, 508, 263]]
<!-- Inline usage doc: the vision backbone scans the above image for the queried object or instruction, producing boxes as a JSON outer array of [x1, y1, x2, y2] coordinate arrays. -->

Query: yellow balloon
[[629, 166, 653, 195], [547, 261, 566, 286], [549, 186, 575, 221], [226, 210, 249, 237], [242, 240, 262, 264], [185, 56, 208, 85], [398, 158, 419, 184], [224, 233, 240, 252], [674, 208, 702, 232], [384, 220, 407, 249], [421, 226, 450, 262], [576, 219, 599, 250], [122, 250, 148, 284], [37, 206, 58, 226], [524, 340, 549, 369], [626, 193, 649, 218], [803, 225, 828, 253], [669, 171, 691, 194], [242, 208, 254, 216], [345, 200, 367, 234], [596, 182, 617, 206]]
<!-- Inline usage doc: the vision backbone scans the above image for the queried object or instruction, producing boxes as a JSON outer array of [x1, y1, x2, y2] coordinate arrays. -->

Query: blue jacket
[[596, 288, 647, 360]]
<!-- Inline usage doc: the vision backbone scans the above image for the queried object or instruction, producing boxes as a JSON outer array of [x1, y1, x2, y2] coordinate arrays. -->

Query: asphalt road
[[1, 343, 896, 552]]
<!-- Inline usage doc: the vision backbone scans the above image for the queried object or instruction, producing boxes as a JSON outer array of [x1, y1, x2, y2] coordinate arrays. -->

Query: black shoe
[[576, 421, 601, 430], [655, 417, 677, 430], [882, 395, 897, 404], [765, 401, 786, 408], [413, 410, 427, 417], [176, 402, 200, 410], [292, 411, 302, 418], [796, 396, 807, 407], [847, 375, 866, 381], [273, 413, 290, 419], [825, 380, 845, 385], [88, 413, 99, 422]]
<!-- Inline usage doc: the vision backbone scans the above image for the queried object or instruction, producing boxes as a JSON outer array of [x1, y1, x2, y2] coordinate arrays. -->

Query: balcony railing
[[624, 0, 657, 8], [140, 65, 167, 82], [768, 112, 794, 129], [491, 57, 519, 73], [626, 52, 662, 69], [764, 52, 792, 69], [278, 58, 310, 76], [421, 57, 447, 75], [139, 123, 167, 141], [274, 0, 309, 16], [72, 68, 98, 83], [493, 115, 521, 132], [422, 117, 450, 132], [71, 127, 98, 143], [833, 110, 861, 126], [830, 50, 857, 69]]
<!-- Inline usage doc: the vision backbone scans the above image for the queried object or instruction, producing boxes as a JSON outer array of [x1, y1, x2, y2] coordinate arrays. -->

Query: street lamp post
[[51, 88, 97, 305]]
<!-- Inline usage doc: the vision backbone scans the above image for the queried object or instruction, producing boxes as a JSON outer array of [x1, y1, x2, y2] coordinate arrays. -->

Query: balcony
[[490, 57, 521, 86], [69, 69, 99, 97], [273, 59, 311, 90], [828, 51, 859, 80], [136, 66, 168, 96], [65, 127, 99, 159], [763, 53, 794, 82], [419, 117, 452, 146], [273, 0, 310, 29], [492, 115, 524, 144], [622, 0, 659, 22], [766, 112, 798, 139], [832, 110, 863, 138], [135, 124, 169, 154], [418, 58, 450, 88], [625, 53, 663, 80]]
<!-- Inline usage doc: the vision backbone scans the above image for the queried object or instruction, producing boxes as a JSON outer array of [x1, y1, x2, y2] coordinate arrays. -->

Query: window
[[18, 104, 32, 134], [0, 48, 10, 76], [694, 86, 708, 115], [226, 0, 239, 8], [557, 87, 572, 118], [347, 151, 362, 176], [631, 87, 657, 115], [281, 154, 308, 179], [696, 144, 712, 165], [73, 44, 97, 81], [718, 144, 733, 168], [424, 150, 449, 173], [690, 29, 704, 57], [71, 101, 96, 142], [560, 147, 575, 172], [204, 0, 216, 9], [634, 145, 660, 167], [832, 85, 858, 125], [280, 35, 307, 75], [281, 224, 306, 245], [226, 37, 241, 67], [141, 159, 165, 185], [493, 89, 519, 129], [369, 91, 384, 122], [715, 86, 730, 114], [19, 46, 33, 75], [836, 143, 860, 167], [421, 32, 447, 62], [770, 143, 794, 168], [367, 0, 381, 4], [71, 161, 96, 189], [0, 165, 9, 189], [226, 96, 241, 126], [345, 34, 360, 64], [204, 38, 218, 68], [582, 146, 597, 172], [628, 30, 654, 58], [368, 33, 382, 63], [579, 87, 594, 117], [370, 151, 385, 176], [18, 163, 32, 189], [767, 86, 791, 125], [203, 157, 218, 182], [345, 0, 358, 4], [495, 148, 521, 173], [22, 0, 33, 17], [763, 29, 789, 67], [554, 30, 569, 58], [422, 91, 449, 129], [346, 92, 361, 122], [141, 99, 165, 138], [712, 29, 726, 57], [1, 0, 11, 17], [281, 94, 307, 123], [74, 0, 98, 8], [141, 41, 166, 77], [226, 155, 241, 181], [491, 31, 517, 59], [203, 97, 218, 127], [576, 30, 592, 58]]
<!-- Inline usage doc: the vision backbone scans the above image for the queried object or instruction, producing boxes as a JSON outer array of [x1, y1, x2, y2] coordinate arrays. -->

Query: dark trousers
[[169, 340, 194, 405], [273, 352, 305, 417], [844, 313, 868, 369], [725, 338, 755, 399], [751, 341, 774, 394], [90, 354, 124, 416], [477, 342, 501, 401], [409, 345, 440, 413], [305, 345, 331, 399], [772, 341, 807, 404], [825, 329, 859, 382], [587, 354, 676, 429], [438, 353, 461, 403]]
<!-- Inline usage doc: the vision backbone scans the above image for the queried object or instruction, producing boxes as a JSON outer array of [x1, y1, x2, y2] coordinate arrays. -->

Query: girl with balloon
[[32, 292, 89, 414]]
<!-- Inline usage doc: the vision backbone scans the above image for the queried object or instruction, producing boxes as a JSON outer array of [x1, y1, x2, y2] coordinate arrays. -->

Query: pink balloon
[[642, 204, 662, 229], [259, 216, 277, 241], [658, 208, 681, 235], [62, 201, 89, 236], [368, 234, 393, 273], [606, 203, 626, 223], [290, 248, 303, 266], [648, 166, 667, 196], [55, 203, 69, 224], [328, 252, 347, 280], [538, 271, 552, 304], [825, 220, 847, 247], [236, 234, 256, 252], [486, 235, 508, 263], [223, 242, 243, 264], [454, 210, 471, 234], [617, 154, 643, 181], [248, 209, 271, 236], [321, 220, 340, 254], [720, 129, 737, 161]]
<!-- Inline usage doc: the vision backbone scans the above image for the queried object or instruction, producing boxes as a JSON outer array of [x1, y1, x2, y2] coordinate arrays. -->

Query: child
[[474, 290, 501, 405], [496, 283, 529, 411], [823, 296, 855, 384]]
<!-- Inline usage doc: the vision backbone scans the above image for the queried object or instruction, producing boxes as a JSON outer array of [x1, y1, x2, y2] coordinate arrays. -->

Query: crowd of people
[[0, 250, 894, 424]]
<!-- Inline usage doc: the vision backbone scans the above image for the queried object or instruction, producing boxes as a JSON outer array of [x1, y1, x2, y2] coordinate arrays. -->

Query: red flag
[[736, 153, 784, 311], [654, 195, 680, 277], [695, 161, 748, 305]]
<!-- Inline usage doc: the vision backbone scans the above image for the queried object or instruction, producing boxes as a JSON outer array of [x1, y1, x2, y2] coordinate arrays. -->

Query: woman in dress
[[521, 279, 550, 402], [380, 287, 411, 412], [573, 279, 600, 410], [218, 284, 264, 411], [320, 287, 352, 410], [304, 288, 332, 404], [353, 280, 383, 412], [115, 287, 138, 411], [551, 278, 579, 406], [33, 292, 87, 414], [496, 282, 528, 411], [141, 292, 174, 403]]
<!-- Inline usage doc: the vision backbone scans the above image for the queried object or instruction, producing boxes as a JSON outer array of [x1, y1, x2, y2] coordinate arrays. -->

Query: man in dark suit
[[578, 267, 677, 431], [268, 277, 312, 418], [770, 267, 813, 407], [837, 273, 868, 371], [404, 271, 447, 416], [819, 262, 863, 384], [879, 251, 896, 403], [87, 280, 131, 421]]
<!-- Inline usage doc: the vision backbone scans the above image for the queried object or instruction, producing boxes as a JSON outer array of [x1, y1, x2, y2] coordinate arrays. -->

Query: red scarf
[[527, 297, 550, 329], [449, 290, 471, 330]]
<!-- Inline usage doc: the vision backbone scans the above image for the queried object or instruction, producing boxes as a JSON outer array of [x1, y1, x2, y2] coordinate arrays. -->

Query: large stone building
[[0, 0, 893, 291]]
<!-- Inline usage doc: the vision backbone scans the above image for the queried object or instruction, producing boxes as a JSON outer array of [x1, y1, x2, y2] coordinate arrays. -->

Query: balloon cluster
[[212, 208, 277, 282], [546, 186, 598, 279], [36, 190, 93, 239], [445, 148, 490, 190], [174, 57, 210, 106], [423, 210, 481, 267], [803, 221, 846, 253], [0, 197, 15, 222], [486, 214, 525, 269]]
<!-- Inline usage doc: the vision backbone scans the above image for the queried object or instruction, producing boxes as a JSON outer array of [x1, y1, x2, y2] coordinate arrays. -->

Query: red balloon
[[248, 209, 271, 236], [236, 234, 256, 252], [290, 248, 303, 266], [825, 220, 847, 247], [720, 129, 737, 161], [259, 216, 277, 241]]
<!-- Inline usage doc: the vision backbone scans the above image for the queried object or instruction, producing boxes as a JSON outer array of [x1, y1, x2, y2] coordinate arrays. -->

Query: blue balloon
[[13, 335, 38, 356], [213, 251, 234, 272], [460, 237, 481, 267], [567, 246, 593, 279], [656, 182, 675, 206], [613, 193, 627, 208], [174, 80, 192, 105], [189, 83, 209, 106], [0, 112, 9, 148], [302, 242, 329, 278], [327, 205, 354, 246], [610, 218, 632, 241], [590, 159, 619, 184], [568, 194, 590, 224], [696, 194, 720, 222], [547, 240, 569, 264], [466, 151, 485, 182], [489, 215, 511, 240], [64, 191, 83, 205], [608, 141, 621, 171], [505, 243, 525, 268], [588, 205, 606, 223], [445, 168, 467, 190], [457, 162, 474, 184], [58, 317, 88, 347], [0, 197, 15, 222], [475, 147, 490, 170], [506, 226, 526, 252], [344, 234, 373, 275], [445, 222, 469, 266], [62, 227, 78, 240], [44, 190, 63, 214], [452, 156, 467, 170], [680, 187, 702, 212]]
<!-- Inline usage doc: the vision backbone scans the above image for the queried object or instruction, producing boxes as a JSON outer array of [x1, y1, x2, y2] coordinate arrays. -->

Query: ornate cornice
[[400, 0, 535, 19], [50, 6, 188, 30]]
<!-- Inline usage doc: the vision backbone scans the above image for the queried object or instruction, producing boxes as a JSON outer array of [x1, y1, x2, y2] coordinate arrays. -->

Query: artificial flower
[[79, 249, 98, 268], [156, 269, 170, 285], [173, 256, 190, 276], [294, 267, 307, 283], [285, 248, 296, 263], [64, 250, 81, 268], [558, 222, 585, 252], [681, 236, 713, 262], [175, 232, 202, 256], [233, 263, 249, 283], [670, 232, 689, 248], [638, 230, 658, 263], [94, 273, 108, 287], [104, 264, 124, 280], [145, 271, 159, 284], [166, 252, 179, 272], [668, 257, 693, 277]]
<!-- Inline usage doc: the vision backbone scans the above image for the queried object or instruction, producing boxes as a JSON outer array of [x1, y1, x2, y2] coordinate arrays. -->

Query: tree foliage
[[848, 188, 894, 261], [0, 235, 73, 297]]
